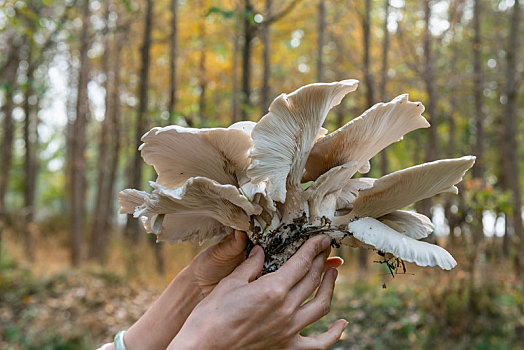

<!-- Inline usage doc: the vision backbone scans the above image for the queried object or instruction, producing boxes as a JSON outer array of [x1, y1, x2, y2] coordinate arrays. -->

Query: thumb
[[211, 230, 247, 264], [230, 245, 265, 282]]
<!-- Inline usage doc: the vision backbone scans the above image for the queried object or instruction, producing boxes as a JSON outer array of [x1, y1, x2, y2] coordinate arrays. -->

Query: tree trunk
[[0, 51, 20, 219], [379, 0, 390, 176], [359, 0, 374, 271], [232, 6, 241, 123], [168, 0, 178, 124], [331, 8, 346, 129], [198, 7, 207, 121], [363, 0, 375, 109], [241, 0, 254, 120], [23, 55, 38, 262], [261, 0, 272, 112], [69, 0, 91, 266], [471, 0, 485, 246], [103, 29, 124, 241], [126, 0, 154, 243], [419, 0, 437, 224], [501, 0, 523, 272], [444, 28, 458, 249], [241, 0, 300, 119], [472, 0, 484, 179], [316, 0, 325, 82], [89, 0, 113, 262]]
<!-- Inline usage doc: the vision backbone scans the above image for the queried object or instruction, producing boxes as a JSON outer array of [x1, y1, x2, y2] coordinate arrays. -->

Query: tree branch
[[261, 0, 301, 26]]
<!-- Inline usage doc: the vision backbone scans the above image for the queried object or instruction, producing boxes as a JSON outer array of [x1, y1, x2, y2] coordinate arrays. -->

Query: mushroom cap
[[304, 94, 429, 182], [140, 125, 252, 188], [358, 160, 371, 174], [351, 156, 476, 218], [348, 217, 457, 270], [307, 161, 359, 221], [247, 79, 359, 203], [379, 210, 434, 239], [336, 177, 376, 210], [118, 177, 261, 243], [228, 121, 257, 135]]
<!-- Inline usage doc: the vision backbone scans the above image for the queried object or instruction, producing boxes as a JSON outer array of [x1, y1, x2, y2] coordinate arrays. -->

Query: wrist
[[125, 267, 202, 350], [168, 330, 214, 350]]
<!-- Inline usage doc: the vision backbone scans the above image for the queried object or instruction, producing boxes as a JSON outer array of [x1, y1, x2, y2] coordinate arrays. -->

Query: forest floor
[[1, 229, 524, 349]]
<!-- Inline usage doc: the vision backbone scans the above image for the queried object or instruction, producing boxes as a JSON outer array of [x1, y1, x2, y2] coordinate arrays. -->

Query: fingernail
[[234, 230, 243, 242], [249, 246, 261, 258], [332, 268, 339, 279], [321, 236, 331, 250], [342, 320, 349, 329]]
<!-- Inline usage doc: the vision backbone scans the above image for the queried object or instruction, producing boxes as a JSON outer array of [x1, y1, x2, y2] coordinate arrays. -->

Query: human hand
[[169, 235, 348, 350], [122, 232, 248, 350], [188, 230, 343, 299], [188, 230, 249, 298]]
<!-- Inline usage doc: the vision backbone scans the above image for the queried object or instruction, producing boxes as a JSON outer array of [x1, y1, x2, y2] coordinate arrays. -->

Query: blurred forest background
[[1, 0, 523, 348]]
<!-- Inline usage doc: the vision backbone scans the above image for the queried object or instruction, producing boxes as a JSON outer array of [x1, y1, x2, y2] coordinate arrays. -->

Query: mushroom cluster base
[[247, 217, 352, 274]]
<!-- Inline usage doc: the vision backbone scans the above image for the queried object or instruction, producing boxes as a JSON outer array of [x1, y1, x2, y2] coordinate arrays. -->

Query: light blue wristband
[[114, 330, 127, 350]]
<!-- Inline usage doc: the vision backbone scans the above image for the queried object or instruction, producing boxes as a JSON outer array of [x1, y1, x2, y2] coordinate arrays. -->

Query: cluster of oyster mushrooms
[[119, 79, 475, 274]]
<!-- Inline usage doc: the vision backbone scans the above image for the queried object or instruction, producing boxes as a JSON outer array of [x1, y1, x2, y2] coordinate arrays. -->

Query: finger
[[287, 248, 330, 309], [295, 319, 348, 349], [275, 235, 331, 289], [211, 230, 247, 266], [291, 268, 338, 331], [324, 257, 344, 272], [228, 245, 265, 282]]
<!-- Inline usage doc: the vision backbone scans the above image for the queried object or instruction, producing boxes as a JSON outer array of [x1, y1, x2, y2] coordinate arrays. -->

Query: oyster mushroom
[[120, 79, 475, 274]]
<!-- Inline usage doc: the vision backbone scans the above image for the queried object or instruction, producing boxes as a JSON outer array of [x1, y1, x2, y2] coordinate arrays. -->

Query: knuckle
[[298, 255, 312, 272], [313, 237, 325, 255], [280, 304, 295, 320], [272, 284, 287, 300], [260, 283, 286, 302], [312, 271, 322, 287], [320, 298, 332, 316]]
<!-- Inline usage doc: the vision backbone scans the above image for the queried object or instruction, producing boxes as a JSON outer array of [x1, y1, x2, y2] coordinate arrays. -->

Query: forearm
[[124, 266, 202, 350]]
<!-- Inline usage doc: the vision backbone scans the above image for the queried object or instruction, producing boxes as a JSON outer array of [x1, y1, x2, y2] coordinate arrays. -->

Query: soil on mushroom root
[[246, 218, 350, 275]]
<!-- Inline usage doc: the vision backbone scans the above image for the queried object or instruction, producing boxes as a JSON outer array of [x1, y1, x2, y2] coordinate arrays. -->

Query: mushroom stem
[[248, 217, 350, 274]]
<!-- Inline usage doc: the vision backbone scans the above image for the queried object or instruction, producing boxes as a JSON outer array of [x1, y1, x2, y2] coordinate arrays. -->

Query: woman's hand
[[169, 235, 348, 350], [188, 230, 250, 298], [188, 230, 343, 298]]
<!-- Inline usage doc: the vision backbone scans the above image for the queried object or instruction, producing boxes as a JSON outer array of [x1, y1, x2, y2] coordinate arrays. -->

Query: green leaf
[[206, 6, 235, 19]]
